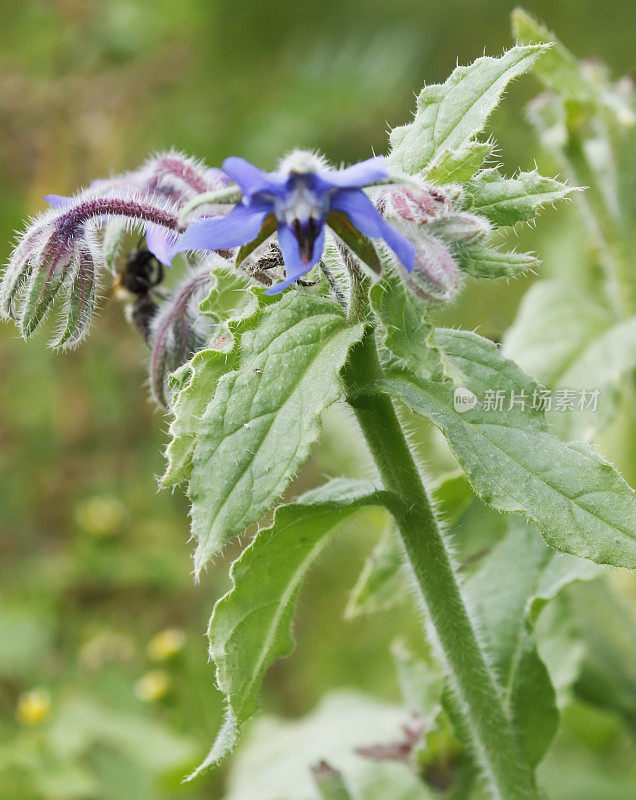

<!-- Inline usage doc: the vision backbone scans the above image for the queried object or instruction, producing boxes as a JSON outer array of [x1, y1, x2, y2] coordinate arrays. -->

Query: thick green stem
[[343, 330, 540, 800]]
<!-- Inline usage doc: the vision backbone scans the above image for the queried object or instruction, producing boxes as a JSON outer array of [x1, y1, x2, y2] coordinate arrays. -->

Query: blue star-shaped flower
[[171, 151, 415, 294]]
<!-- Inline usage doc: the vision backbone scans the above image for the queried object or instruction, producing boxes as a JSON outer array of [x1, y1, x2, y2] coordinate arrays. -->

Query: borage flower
[[171, 151, 415, 293]]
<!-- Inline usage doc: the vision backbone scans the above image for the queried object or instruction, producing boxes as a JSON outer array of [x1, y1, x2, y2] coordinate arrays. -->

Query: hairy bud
[[375, 180, 493, 303], [376, 182, 453, 224], [148, 263, 217, 406], [1, 191, 180, 348], [138, 151, 229, 206], [407, 232, 461, 302]]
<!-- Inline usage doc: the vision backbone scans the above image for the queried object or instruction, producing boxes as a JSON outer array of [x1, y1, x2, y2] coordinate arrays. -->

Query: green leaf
[[504, 281, 611, 387], [511, 8, 636, 126], [344, 523, 405, 619], [456, 243, 539, 278], [529, 554, 604, 624], [366, 328, 636, 568], [194, 480, 402, 774], [391, 639, 445, 719], [389, 45, 549, 174], [504, 281, 636, 438], [466, 519, 604, 764], [467, 522, 551, 764], [568, 581, 636, 732], [223, 691, 433, 800], [370, 262, 445, 381], [424, 141, 493, 184], [189, 293, 364, 572], [162, 270, 268, 486], [466, 168, 575, 227]]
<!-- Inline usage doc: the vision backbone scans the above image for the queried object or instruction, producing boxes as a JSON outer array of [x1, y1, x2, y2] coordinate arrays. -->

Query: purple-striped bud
[[1, 191, 180, 348], [376, 182, 453, 225], [138, 152, 229, 206]]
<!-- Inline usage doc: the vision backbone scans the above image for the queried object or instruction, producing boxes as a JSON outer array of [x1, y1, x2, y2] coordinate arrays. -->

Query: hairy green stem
[[343, 329, 540, 800]]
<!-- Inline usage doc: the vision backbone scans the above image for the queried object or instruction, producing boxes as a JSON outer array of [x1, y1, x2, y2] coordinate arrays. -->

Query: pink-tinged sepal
[[407, 234, 461, 302]]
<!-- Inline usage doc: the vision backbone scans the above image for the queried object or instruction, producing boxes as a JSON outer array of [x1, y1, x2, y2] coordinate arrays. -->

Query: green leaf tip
[[389, 44, 551, 174], [195, 479, 403, 772], [365, 329, 636, 569], [465, 168, 576, 227]]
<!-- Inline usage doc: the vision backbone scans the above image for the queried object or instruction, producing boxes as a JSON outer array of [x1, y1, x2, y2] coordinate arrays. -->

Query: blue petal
[[330, 188, 415, 271], [318, 156, 388, 189], [44, 194, 73, 209], [222, 157, 287, 198], [145, 224, 179, 266], [265, 223, 325, 295], [171, 204, 271, 257]]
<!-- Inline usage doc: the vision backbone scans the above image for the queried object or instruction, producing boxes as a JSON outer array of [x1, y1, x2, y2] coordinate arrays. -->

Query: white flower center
[[274, 177, 327, 226]]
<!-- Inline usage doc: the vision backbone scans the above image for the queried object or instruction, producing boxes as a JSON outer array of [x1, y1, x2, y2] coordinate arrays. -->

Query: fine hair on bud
[[1, 189, 181, 348], [148, 262, 219, 407]]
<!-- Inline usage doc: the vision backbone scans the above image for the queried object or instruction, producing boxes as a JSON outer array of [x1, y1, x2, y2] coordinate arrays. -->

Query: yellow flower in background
[[135, 670, 170, 702], [16, 689, 51, 726], [147, 627, 186, 662], [75, 495, 127, 537]]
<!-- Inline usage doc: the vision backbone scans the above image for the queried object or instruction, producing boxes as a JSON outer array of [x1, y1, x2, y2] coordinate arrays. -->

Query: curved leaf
[[466, 168, 575, 227], [389, 45, 549, 173], [363, 329, 636, 567], [192, 480, 402, 776]]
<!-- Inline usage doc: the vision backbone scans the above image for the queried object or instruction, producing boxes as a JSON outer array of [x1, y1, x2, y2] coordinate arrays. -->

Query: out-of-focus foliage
[[1, 1, 635, 798]]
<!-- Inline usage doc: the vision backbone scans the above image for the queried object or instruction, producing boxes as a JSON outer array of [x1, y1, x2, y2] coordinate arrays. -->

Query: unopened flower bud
[[426, 212, 491, 242], [148, 264, 217, 407], [139, 152, 229, 205], [407, 233, 461, 302], [1, 191, 180, 348], [376, 182, 452, 225], [310, 760, 351, 799]]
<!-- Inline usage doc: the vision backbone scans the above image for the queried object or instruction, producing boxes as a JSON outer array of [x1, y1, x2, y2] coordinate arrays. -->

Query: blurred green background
[[0, 2, 634, 799]]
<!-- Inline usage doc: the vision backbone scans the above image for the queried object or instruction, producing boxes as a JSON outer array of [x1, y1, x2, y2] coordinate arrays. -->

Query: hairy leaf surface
[[370, 263, 445, 380], [424, 141, 493, 184], [162, 269, 268, 486], [465, 519, 602, 765], [466, 169, 574, 227], [456, 244, 539, 278], [504, 281, 636, 438], [194, 480, 402, 774], [189, 293, 364, 572], [367, 329, 636, 567], [389, 45, 548, 174]]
